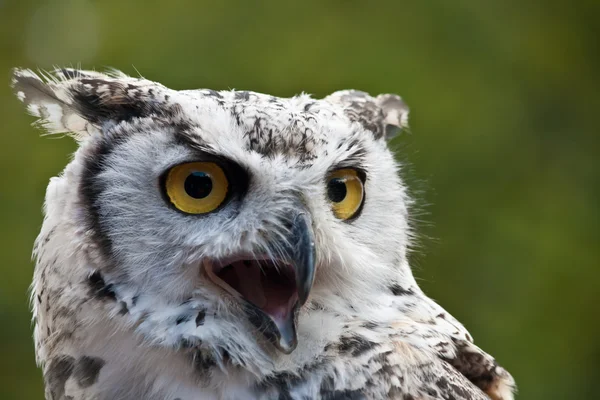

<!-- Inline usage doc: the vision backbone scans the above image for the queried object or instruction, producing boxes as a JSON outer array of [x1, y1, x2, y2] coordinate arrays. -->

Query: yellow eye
[[326, 168, 365, 220], [165, 162, 228, 214]]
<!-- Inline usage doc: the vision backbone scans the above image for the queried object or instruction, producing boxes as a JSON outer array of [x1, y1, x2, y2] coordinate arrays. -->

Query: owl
[[12, 68, 515, 400]]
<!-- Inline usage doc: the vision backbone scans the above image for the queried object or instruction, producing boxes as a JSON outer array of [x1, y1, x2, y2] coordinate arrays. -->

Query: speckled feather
[[13, 68, 515, 400]]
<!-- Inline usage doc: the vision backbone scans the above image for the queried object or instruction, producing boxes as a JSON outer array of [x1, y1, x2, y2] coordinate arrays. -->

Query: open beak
[[205, 211, 316, 354]]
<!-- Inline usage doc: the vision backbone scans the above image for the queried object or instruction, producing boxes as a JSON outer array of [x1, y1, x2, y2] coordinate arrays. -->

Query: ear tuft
[[375, 94, 409, 140], [325, 90, 409, 140], [11, 67, 174, 141], [12, 68, 86, 139]]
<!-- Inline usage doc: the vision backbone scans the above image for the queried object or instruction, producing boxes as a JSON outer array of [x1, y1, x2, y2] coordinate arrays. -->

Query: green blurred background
[[0, 0, 598, 399]]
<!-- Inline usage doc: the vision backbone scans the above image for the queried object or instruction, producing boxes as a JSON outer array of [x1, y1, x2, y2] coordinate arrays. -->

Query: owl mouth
[[206, 258, 299, 323]]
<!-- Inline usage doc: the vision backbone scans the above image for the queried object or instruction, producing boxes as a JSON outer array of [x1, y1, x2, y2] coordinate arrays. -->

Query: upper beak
[[290, 211, 316, 306]]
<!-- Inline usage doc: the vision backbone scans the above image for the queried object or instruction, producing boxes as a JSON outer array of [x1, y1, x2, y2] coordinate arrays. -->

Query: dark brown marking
[[193, 350, 215, 372], [338, 335, 377, 357], [390, 283, 414, 296], [323, 389, 366, 400], [87, 272, 116, 301], [195, 310, 206, 327], [73, 356, 105, 388], [45, 355, 75, 399]]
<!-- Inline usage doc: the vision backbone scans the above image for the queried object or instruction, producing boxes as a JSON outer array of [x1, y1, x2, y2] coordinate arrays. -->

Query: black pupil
[[327, 178, 347, 203], [184, 172, 213, 199]]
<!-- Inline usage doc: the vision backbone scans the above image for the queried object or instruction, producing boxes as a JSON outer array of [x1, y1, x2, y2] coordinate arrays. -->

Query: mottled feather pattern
[[13, 68, 514, 399]]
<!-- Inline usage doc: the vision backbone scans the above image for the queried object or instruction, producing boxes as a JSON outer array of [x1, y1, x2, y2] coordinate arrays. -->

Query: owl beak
[[270, 210, 316, 353], [206, 210, 316, 354]]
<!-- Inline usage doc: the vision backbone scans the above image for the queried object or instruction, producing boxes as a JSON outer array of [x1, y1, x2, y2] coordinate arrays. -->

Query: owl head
[[13, 68, 411, 369]]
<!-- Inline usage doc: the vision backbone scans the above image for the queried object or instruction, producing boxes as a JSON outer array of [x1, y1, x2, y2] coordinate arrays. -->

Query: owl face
[[13, 69, 410, 360]]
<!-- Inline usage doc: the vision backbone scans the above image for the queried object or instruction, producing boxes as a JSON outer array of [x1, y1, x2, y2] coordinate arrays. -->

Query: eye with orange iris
[[325, 168, 365, 220], [164, 162, 229, 214]]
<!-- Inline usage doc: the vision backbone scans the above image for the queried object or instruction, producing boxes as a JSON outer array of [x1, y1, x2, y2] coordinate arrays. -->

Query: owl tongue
[[219, 260, 298, 321]]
